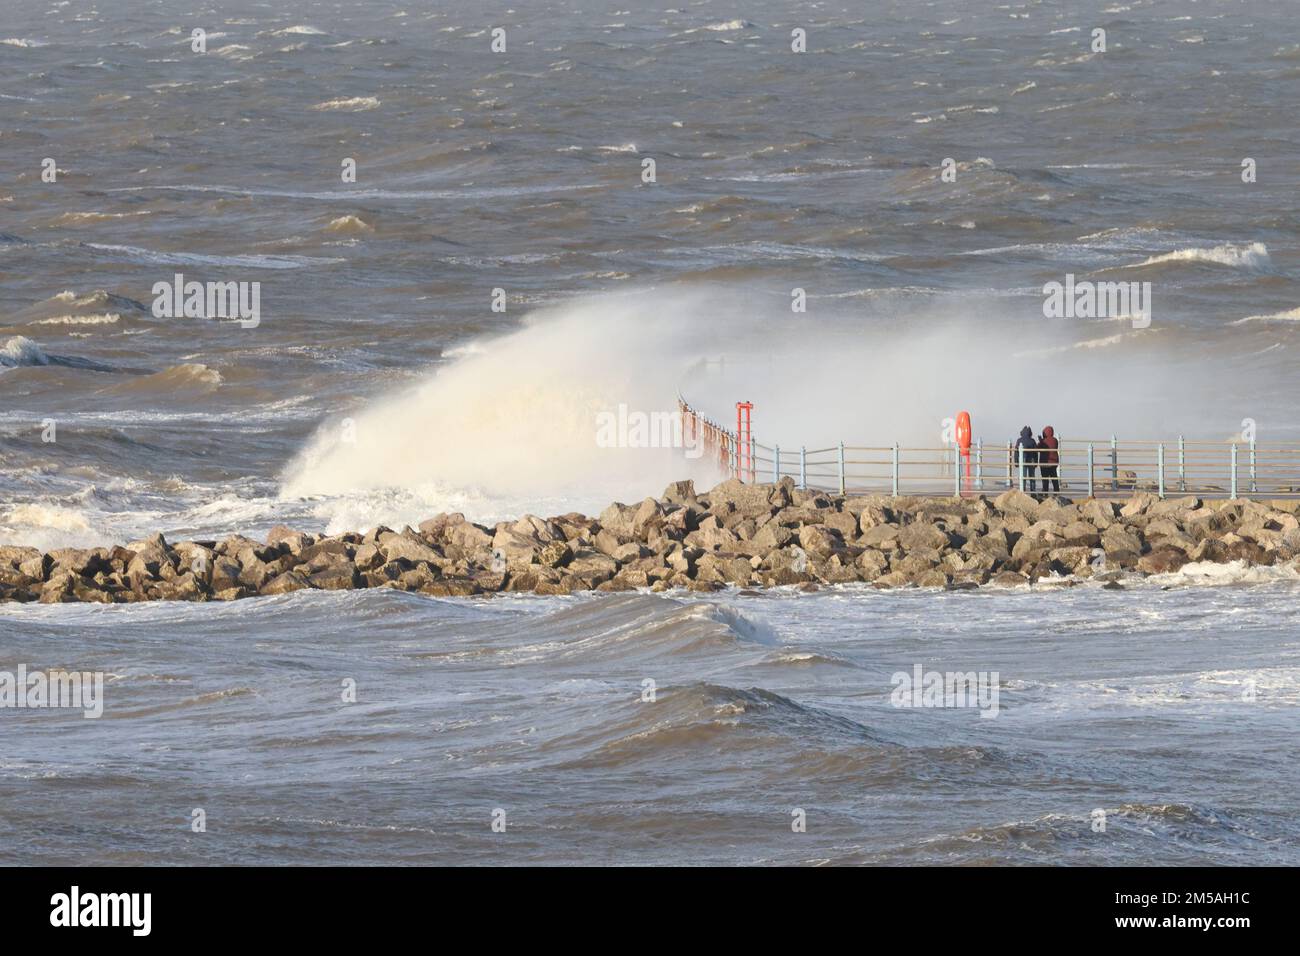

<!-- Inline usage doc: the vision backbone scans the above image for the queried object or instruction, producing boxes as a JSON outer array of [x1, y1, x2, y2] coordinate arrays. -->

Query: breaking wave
[[1132, 241, 1271, 272]]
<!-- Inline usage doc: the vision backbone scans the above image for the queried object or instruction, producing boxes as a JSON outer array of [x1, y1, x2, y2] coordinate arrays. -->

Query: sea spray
[[278, 286, 1199, 528]]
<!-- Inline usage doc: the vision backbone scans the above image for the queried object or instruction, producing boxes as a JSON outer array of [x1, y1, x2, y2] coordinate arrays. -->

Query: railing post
[[1087, 443, 1095, 498], [1231, 443, 1238, 498], [1006, 441, 1013, 488], [1018, 447, 1025, 491], [838, 441, 846, 495], [976, 439, 983, 490], [1157, 443, 1165, 499], [750, 435, 756, 484], [892, 443, 900, 497], [1178, 435, 1185, 492], [773, 445, 780, 484], [1250, 439, 1257, 495], [953, 443, 960, 497], [799, 446, 806, 490], [1110, 435, 1118, 492]]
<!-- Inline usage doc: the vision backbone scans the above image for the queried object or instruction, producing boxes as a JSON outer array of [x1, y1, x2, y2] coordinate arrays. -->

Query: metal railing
[[677, 400, 1300, 499]]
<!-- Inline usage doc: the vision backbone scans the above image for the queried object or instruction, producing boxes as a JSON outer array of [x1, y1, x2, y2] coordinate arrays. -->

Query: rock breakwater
[[4, 479, 1299, 604]]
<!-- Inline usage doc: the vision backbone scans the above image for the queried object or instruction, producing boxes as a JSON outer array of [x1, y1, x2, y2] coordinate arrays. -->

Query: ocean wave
[[83, 242, 345, 270], [498, 595, 776, 665], [312, 96, 381, 111], [0, 335, 123, 374], [1231, 306, 1300, 325], [748, 649, 858, 668], [0, 335, 50, 368], [1146, 558, 1300, 587], [46, 289, 150, 312], [269, 25, 328, 36], [214, 44, 257, 60], [324, 214, 374, 234], [915, 801, 1250, 858], [550, 681, 882, 769], [50, 210, 154, 226], [1, 502, 93, 535], [31, 313, 122, 326], [1131, 241, 1271, 272], [106, 182, 602, 201], [106, 687, 257, 719], [101, 363, 224, 395]]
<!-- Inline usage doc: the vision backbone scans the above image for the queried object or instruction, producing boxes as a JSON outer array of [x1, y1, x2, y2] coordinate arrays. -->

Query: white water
[[280, 286, 1207, 530]]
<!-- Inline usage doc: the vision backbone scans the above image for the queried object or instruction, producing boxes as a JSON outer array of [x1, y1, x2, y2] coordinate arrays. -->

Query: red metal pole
[[736, 401, 753, 483]]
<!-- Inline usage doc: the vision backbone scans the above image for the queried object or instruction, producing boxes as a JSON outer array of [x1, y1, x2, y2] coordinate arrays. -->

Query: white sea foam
[[1133, 241, 1270, 272], [0, 336, 50, 368], [1231, 306, 1300, 325], [84, 243, 344, 269], [704, 20, 755, 32], [1147, 559, 1300, 587], [32, 313, 121, 326], [312, 96, 381, 111]]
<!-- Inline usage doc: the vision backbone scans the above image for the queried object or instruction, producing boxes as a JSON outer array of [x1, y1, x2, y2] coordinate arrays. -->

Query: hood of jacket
[[1019, 426, 1034, 442]]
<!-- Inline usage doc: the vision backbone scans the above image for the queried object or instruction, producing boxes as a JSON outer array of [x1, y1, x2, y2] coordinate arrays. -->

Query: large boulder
[[749, 521, 794, 554], [491, 515, 559, 569], [263, 570, 312, 595], [704, 479, 777, 516], [1138, 548, 1190, 574], [1078, 498, 1117, 528], [661, 480, 698, 506], [896, 522, 951, 552], [1059, 521, 1101, 548], [1119, 492, 1158, 518], [684, 514, 740, 551], [266, 525, 312, 552], [860, 523, 902, 550], [309, 562, 360, 590], [537, 539, 574, 568], [797, 524, 843, 557], [441, 516, 494, 552], [993, 489, 1040, 518], [1101, 525, 1143, 556], [566, 552, 618, 588], [379, 531, 443, 566], [597, 502, 639, 540], [48, 548, 111, 577], [821, 512, 863, 541], [631, 498, 665, 537]]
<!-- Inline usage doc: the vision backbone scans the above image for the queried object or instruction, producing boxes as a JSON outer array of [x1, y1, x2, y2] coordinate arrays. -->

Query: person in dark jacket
[[1038, 425, 1060, 495], [1014, 426, 1039, 493]]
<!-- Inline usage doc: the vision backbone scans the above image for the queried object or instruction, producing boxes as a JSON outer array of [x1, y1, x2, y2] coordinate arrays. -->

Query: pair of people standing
[[1014, 425, 1059, 496]]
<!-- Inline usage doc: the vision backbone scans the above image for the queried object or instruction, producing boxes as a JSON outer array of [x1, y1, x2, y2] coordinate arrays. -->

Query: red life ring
[[956, 411, 972, 454]]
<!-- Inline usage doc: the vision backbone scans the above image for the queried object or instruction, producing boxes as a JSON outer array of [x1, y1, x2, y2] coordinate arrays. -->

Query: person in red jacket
[[1038, 425, 1060, 496]]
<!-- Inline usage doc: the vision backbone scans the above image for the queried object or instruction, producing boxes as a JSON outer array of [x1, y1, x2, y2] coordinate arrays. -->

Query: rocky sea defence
[[4, 479, 1299, 604]]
